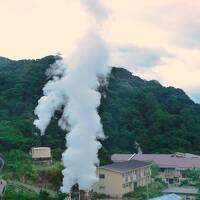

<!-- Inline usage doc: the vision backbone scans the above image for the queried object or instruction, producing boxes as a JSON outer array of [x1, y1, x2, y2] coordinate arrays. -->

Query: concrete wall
[[93, 168, 123, 198]]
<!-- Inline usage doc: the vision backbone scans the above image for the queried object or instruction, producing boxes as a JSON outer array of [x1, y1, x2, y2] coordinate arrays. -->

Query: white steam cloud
[[34, 0, 110, 193], [82, 0, 108, 21]]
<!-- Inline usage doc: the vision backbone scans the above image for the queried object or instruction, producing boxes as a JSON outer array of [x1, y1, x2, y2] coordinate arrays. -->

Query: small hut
[[30, 147, 52, 164]]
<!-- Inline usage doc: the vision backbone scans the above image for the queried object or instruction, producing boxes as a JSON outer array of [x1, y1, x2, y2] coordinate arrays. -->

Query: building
[[111, 153, 200, 185], [92, 159, 151, 198], [30, 147, 52, 163], [150, 194, 182, 200], [163, 186, 198, 200]]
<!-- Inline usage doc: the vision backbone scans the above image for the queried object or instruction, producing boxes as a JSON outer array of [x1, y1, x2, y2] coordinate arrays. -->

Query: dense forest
[[1, 55, 200, 164]]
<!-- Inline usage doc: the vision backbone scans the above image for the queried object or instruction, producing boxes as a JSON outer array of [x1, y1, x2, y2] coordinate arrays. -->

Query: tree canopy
[[1, 56, 200, 164]]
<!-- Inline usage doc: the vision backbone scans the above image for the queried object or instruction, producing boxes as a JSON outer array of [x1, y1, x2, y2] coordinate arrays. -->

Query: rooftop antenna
[[128, 153, 136, 160], [146, 183, 149, 200]]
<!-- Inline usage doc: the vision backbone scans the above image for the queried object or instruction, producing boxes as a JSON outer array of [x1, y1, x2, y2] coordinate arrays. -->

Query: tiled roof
[[111, 153, 200, 169], [100, 159, 150, 173], [31, 147, 51, 150], [111, 154, 133, 162], [164, 186, 198, 195]]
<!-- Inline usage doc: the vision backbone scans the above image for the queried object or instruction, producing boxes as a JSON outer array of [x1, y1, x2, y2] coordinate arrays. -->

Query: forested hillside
[[100, 68, 200, 155], [1, 56, 200, 163]]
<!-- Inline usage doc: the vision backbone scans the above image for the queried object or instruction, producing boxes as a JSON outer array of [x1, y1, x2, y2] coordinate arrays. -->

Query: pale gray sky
[[1, 0, 200, 101]]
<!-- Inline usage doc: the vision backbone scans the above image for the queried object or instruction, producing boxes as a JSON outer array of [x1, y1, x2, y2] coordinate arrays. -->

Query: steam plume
[[34, 0, 110, 193]]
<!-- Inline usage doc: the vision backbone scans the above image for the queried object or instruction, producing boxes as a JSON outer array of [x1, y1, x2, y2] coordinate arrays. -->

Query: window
[[99, 186, 105, 190], [99, 174, 105, 179], [160, 168, 165, 172], [128, 172, 132, 176], [134, 182, 137, 188]]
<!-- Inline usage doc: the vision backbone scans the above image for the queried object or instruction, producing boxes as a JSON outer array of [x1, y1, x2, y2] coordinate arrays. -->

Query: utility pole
[[78, 190, 80, 200], [146, 183, 149, 200], [68, 192, 71, 200]]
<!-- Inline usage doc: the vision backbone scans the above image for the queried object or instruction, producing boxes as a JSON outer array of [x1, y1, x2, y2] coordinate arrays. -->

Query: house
[[30, 147, 52, 164], [150, 194, 182, 200], [163, 186, 198, 200], [92, 159, 151, 198], [111, 152, 200, 185]]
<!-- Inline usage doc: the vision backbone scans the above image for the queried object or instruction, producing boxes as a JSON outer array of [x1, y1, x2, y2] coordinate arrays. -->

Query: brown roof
[[31, 147, 51, 159], [111, 153, 200, 169], [111, 154, 133, 162], [100, 159, 150, 173]]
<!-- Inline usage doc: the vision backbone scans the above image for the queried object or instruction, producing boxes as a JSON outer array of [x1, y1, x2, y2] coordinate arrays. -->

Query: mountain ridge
[[0, 56, 200, 163]]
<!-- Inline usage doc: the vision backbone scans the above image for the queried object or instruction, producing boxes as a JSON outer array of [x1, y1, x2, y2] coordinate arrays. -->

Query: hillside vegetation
[[100, 67, 200, 155], [1, 55, 200, 164]]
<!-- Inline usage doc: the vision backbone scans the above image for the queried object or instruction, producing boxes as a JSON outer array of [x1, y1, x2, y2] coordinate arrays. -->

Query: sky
[[0, 0, 200, 102]]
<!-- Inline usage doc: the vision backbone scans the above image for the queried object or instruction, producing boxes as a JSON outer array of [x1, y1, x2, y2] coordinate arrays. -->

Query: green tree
[[151, 163, 160, 178], [183, 169, 200, 199], [6, 150, 33, 181]]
